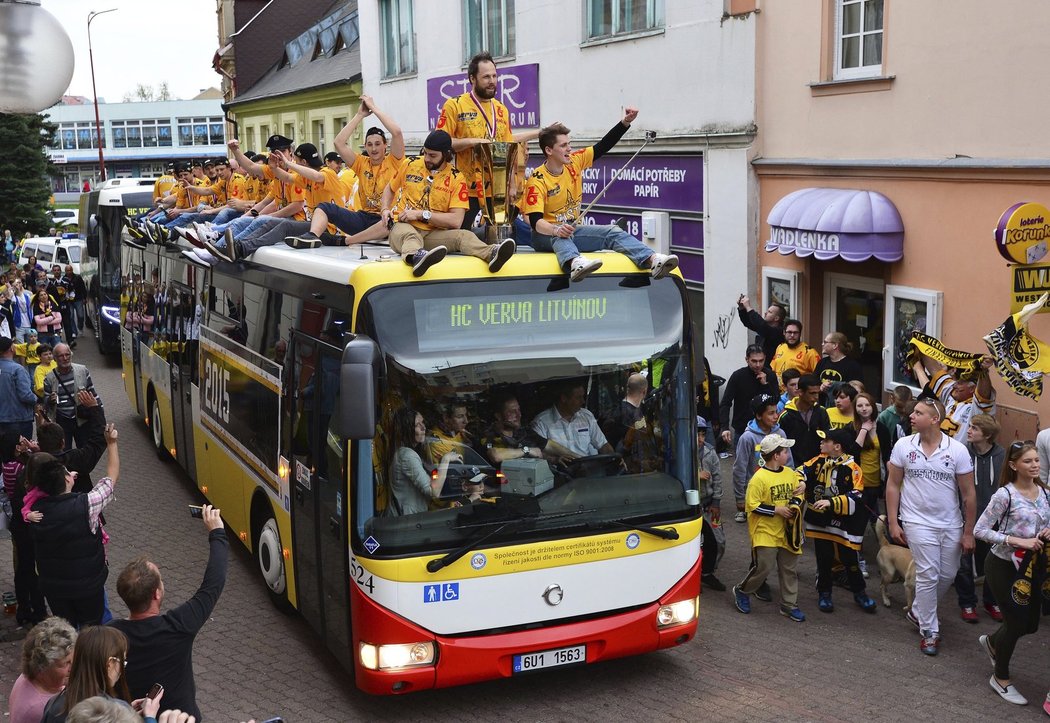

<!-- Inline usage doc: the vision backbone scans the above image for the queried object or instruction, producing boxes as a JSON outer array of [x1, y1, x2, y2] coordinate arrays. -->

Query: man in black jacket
[[778, 375, 831, 466], [719, 345, 779, 448], [111, 504, 228, 721], [737, 293, 786, 361]]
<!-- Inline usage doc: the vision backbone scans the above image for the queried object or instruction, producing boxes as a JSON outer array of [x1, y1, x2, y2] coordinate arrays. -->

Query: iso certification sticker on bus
[[470, 553, 487, 570], [626, 533, 641, 550]]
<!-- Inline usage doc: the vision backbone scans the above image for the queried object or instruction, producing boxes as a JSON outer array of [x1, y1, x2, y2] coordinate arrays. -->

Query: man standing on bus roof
[[522, 110, 679, 282], [438, 52, 542, 229], [286, 95, 405, 249], [384, 129, 516, 277]]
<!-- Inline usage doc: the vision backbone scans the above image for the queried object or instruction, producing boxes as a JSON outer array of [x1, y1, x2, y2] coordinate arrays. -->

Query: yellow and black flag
[[907, 332, 983, 376], [983, 293, 1050, 401]]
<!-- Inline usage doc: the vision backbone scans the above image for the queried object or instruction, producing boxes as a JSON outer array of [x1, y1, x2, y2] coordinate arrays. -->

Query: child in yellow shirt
[[13, 330, 41, 376], [33, 344, 56, 398]]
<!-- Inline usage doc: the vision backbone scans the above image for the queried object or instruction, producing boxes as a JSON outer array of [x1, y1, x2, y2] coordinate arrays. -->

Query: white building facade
[[44, 97, 227, 192], [356, 0, 759, 375]]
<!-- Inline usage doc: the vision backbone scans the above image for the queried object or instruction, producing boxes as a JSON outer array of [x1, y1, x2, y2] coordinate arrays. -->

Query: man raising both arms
[[287, 95, 405, 249], [438, 52, 541, 228], [523, 109, 678, 281]]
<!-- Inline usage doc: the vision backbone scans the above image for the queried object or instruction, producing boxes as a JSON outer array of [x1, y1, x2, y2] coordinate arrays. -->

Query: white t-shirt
[[889, 432, 974, 528], [532, 405, 608, 457]]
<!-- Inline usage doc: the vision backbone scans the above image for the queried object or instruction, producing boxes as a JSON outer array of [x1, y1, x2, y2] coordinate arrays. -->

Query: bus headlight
[[101, 305, 121, 324], [359, 641, 436, 671], [656, 597, 698, 628]]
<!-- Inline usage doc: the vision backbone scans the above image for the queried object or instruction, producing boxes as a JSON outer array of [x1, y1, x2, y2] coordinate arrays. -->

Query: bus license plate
[[512, 644, 586, 674]]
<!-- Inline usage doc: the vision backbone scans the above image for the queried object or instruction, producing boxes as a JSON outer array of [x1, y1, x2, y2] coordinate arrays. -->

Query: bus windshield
[[356, 275, 696, 556]]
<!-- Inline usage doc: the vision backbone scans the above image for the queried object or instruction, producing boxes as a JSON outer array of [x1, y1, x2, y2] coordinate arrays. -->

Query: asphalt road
[[1, 338, 1048, 721]]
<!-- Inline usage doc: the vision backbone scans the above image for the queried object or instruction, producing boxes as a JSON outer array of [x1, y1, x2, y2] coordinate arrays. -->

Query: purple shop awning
[[765, 188, 904, 262]]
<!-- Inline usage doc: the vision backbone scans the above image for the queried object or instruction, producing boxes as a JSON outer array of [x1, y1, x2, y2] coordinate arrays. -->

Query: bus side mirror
[[336, 334, 383, 440], [86, 214, 99, 256]]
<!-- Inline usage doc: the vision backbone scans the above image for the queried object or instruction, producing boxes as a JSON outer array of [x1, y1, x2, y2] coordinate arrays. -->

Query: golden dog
[[876, 515, 915, 611]]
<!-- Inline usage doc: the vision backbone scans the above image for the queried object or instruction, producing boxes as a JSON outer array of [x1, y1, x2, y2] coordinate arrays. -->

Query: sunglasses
[[1010, 440, 1036, 452]]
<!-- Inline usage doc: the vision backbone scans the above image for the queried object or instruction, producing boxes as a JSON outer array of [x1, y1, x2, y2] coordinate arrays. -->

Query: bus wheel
[[257, 516, 291, 611], [150, 396, 168, 460]]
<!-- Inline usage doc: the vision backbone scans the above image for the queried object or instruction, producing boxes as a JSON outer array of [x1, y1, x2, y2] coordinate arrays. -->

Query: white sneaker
[[569, 257, 602, 282], [858, 557, 869, 578], [989, 676, 1027, 705], [734, 510, 746, 523], [648, 253, 679, 279], [192, 247, 218, 264]]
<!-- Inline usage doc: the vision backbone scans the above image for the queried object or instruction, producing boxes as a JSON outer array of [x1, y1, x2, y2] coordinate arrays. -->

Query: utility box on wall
[[641, 211, 670, 254]]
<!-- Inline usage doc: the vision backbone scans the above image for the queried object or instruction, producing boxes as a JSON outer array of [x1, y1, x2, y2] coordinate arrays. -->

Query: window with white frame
[[379, 0, 416, 78], [835, 0, 883, 79], [883, 285, 942, 393], [586, 0, 663, 40], [111, 119, 173, 149], [464, 0, 514, 60], [54, 122, 105, 150], [176, 117, 225, 147]]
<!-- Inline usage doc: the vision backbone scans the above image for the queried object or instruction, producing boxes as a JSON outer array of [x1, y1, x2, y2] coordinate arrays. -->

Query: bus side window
[[56, 248, 69, 264]]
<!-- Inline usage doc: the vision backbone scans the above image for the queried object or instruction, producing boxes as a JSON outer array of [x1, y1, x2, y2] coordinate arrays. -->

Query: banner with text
[[427, 63, 540, 130], [580, 155, 703, 214]]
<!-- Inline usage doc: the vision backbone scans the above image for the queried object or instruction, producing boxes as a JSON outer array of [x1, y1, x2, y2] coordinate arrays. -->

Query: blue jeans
[[530, 224, 653, 271], [513, 217, 533, 247], [212, 216, 262, 248], [317, 203, 380, 235], [209, 207, 243, 226]]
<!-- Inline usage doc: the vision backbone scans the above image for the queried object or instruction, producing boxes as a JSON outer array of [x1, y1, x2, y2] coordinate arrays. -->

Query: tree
[[0, 113, 56, 236], [122, 82, 173, 103]]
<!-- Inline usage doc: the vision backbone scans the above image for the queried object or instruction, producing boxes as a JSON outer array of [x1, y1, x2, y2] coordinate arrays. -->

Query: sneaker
[[124, 235, 147, 250], [920, 630, 940, 656], [961, 606, 979, 624], [181, 249, 212, 266], [286, 232, 322, 249], [569, 257, 602, 282], [1042, 691, 1050, 716], [979, 634, 996, 667], [718, 451, 732, 459], [648, 252, 679, 279], [408, 246, 447, 277], [701, 573, 726, 592], [858, 557, 869, 578], [780, 606, 806, 623], [906, 609, 920, 629], [228, 240, 243, 262], [734, 511, 746, 523], [989, 676, 1027, 705], [141, 220, 158, 244], [125, 222, 146, 240], [192, 247, 219, 264], [168, 226, 182, 241], [319, 231, 345, 246], [192, 222, 216, 246], [202, 236, 231, 263], [754, 582, 772, 602], [488, 238, 515, 272], [732, 585, 750, 614], [985, 603, 1004, 622], [818, 591, 834, 613], [854, 593, 877, 613], [156, 224, 170, 243]]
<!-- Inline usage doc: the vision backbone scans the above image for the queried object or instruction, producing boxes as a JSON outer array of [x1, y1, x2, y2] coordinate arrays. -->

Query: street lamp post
[[87, 8, 117, 184]]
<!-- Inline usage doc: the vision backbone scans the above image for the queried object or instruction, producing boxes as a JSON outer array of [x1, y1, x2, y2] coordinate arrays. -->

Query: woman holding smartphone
[[974, 441, 1050, 707]]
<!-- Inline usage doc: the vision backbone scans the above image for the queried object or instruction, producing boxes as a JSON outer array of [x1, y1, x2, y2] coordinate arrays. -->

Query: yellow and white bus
[[120, 237, 703, 694]]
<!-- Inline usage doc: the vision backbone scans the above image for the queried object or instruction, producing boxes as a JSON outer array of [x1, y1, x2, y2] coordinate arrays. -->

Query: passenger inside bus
[[428, 401, 471, 460], [480, 392, 575, 465], [388, 406, 465, 516]]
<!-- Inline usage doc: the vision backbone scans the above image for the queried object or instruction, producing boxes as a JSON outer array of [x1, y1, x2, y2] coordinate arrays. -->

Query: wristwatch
[[422, 210, 432, 223], [250, 209, 259, 217], [522, 446, 530, 457]]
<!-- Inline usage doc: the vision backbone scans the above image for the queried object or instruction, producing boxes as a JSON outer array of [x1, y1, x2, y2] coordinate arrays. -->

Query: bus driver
[[531, 381, 614, 458]]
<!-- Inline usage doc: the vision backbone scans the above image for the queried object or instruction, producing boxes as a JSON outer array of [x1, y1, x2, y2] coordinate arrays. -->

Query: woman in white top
[[974, 441, 1050, 706], [388, 407, 461, 516]]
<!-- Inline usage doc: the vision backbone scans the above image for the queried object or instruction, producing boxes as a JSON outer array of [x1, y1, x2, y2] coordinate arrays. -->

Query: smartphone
[[147, 683, 163, 700], [188, 505, 204, 518]]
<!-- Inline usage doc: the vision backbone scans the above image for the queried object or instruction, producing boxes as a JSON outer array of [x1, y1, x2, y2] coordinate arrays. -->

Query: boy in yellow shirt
[[733, 434, 807, 622], [32, 344, 55, 398], [13, 330, 41, 376]]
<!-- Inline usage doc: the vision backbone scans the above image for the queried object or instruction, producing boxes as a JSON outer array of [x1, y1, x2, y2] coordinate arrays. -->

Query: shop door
[[824, 273, 885, 394], [287, 332, 352, 669]]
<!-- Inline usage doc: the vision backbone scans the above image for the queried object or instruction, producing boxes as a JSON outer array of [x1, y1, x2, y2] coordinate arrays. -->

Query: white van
[[17, 236, 92, 276]]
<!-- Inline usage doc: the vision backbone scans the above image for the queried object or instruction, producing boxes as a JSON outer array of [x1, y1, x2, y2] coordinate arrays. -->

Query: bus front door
[[288, 333, 352, 669]]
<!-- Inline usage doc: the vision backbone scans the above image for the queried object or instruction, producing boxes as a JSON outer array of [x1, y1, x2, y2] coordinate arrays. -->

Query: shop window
[[585, 0, 663, 41], [835, 0, 884, 79], [762, 267, 799, 320], [464, 0, 515, 60], [883, 285, 942, 394]]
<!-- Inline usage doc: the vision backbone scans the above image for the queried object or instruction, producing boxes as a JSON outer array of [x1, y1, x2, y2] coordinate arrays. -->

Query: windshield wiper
[[426, 507, 597, 573], [591, 519, 679, 540]]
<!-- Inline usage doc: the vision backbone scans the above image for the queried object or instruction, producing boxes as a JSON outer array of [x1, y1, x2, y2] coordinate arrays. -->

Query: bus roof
[[246, 243, 674, 287]]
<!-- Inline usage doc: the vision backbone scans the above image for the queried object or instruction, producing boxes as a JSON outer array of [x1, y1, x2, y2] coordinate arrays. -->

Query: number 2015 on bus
[[203, 358, 231, 423]]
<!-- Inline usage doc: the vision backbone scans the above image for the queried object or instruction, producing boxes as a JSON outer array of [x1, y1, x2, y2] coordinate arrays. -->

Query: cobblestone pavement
[[0, 339, 1048, 721]]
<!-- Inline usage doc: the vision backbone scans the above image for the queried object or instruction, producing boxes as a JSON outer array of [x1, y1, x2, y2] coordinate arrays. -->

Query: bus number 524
[[203, 358, 231, 423]]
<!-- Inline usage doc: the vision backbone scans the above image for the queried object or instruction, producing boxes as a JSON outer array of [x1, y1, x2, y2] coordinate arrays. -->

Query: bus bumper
[[353, 557, 700, 695]]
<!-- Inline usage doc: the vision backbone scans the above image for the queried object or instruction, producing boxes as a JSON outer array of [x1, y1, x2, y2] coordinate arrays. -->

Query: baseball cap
[[696, 415, 710, 431], [758, 434, 795, 454], [295, 143, 322, 169], [203, 158, 216, 168], [750, 392, 777, 415], [423, 129, 452, 154], [324, 151, 342, 163], [265, 134, 294, 151], [191, 159, 203, 168], [817, 428, 855, 449]]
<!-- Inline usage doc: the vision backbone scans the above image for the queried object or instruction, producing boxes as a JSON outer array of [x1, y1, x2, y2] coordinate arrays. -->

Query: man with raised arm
[[438, 52, 541, 228], [522, 109, 678, 282], [287, 95, 406, 249]]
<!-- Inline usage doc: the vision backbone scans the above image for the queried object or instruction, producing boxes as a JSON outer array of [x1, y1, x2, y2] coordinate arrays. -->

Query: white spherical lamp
[[0, 0, 75, 113]]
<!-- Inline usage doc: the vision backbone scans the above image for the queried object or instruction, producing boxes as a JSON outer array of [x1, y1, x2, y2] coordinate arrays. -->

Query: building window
[[585, 0, 663, 40], [835, 0, 883, 79], [111, 119, 173, 149], [379, 0, 416, 77], [176, 116, 226, 146], [312, 120, 326, 154], [464, 0, 514, 60], [55, 122, 105, 150]]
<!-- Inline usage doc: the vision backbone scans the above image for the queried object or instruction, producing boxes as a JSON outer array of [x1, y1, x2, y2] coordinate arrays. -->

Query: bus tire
[[149, 394, 168, 460], [256, 513, 292, 613]]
